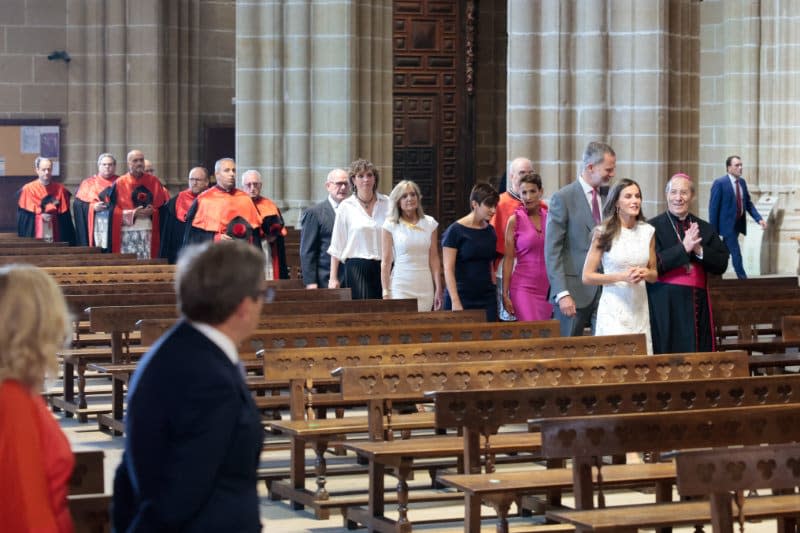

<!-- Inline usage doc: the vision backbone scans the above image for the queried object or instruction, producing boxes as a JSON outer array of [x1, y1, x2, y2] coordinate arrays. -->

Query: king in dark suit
[[299, 168, 350, 288], [112, 240, 266, 532], [708, 155, 766, 279], [545, 141, 616, 337]]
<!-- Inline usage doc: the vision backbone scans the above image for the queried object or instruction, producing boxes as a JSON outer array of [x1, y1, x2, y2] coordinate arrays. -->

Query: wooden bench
[[138, 309, 486, 345], [783, 315, 800, 342], [0, 245, 100, 255], [543, 403, 800, 532], [434, 357, 800, 533], [676, 442, 800, 533], [69, 449, 109, 533], [714, 298, 800, 354], [0, 253, 166, 266], [43, 264, 177, 284]]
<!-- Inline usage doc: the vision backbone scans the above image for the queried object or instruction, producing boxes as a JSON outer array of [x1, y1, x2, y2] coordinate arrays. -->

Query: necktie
[[735, 179, 743, 217], [591, 187, 601, 225]]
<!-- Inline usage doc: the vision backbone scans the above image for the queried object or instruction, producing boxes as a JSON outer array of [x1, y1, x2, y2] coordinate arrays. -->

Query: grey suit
[[299, 199, 343, 287], [544, 179, 603, 336]]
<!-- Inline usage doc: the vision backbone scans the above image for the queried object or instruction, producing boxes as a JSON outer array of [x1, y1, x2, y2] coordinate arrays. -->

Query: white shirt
[[190, 321, 239, 366], [578, 175, 599, 211], [327, 193, 390, 261]]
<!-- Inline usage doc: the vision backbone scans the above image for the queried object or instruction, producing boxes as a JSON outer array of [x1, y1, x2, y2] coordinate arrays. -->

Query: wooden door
[[393, 1, 474, 228]]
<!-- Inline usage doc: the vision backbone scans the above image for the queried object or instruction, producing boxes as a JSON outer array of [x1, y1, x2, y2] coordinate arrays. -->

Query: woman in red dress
[[0, 265, 75, 533]]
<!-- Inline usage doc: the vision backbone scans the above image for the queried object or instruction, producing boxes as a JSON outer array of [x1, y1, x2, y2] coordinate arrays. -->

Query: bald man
[[107, 150, 170, 258], [159, 166, 210, 263]]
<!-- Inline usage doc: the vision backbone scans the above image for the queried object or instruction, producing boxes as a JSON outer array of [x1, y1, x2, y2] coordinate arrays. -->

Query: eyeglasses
[[328, 181, 349, 188], [244, 182, 263, 188]]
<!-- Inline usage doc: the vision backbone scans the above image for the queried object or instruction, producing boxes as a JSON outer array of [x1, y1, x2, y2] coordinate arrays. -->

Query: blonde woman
[[381, 180, 442, 311], [0, 265, 74, 532]]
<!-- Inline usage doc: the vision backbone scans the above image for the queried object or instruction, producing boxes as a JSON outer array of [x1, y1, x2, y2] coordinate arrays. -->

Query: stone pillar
[[65, 0, 202, 189], [507, 0, 699, 216], [235, 0, 393, 225], [701, 0, 800, 273]]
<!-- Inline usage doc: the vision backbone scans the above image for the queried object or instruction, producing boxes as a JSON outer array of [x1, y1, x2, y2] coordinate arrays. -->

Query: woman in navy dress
[[442, 183, 500, 321]]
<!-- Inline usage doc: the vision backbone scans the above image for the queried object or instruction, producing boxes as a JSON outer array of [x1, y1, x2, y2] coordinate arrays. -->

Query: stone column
[[507, 0, 699, 216], [235, 0, 393, 225], [65, 0, 202, 189], [700, 0, 800, 273]]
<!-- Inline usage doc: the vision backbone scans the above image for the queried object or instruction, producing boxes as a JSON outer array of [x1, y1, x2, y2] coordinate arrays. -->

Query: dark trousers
[[553, 290, 600, 337], [722, 232, 746, 279]]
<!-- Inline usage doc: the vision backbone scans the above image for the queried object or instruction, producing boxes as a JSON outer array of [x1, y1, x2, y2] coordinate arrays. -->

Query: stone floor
[[61, 402, 779, 533]]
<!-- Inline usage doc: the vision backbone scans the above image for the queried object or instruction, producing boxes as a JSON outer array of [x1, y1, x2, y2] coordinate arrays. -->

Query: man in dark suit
[[299, 168, 349, 288], [708, 155, 767, 279], [112, 240, 266, 532], [545, 141, 616, 337]]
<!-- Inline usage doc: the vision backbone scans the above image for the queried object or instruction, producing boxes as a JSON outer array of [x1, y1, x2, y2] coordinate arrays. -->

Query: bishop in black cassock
[[646, 173, 729, 354]]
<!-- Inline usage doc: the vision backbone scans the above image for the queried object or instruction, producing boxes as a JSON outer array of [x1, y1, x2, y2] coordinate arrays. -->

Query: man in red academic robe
[[16, 156, 76, 245], [158, 166, 210, 263], [107, 150, 170, 259], [241, 169, 289, 279], [73, 152, 119, 248], [183, 158, 265, 250]]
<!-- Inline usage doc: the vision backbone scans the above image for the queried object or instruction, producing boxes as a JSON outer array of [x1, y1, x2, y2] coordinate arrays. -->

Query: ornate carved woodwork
[[393, 0, 470, 226]]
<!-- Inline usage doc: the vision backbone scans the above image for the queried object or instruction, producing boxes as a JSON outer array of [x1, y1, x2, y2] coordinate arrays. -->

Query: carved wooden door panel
[[393, 1, 473, 228]]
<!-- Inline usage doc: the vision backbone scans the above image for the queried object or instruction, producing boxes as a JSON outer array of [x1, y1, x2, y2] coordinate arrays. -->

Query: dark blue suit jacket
[[299, 198, 343, 287], [709, 175, 762, 237], [112, 320, 263, 532]]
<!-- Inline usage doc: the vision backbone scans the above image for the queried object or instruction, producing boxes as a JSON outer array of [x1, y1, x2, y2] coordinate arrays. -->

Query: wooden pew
[[69, 449, 109, 533], [43, 264, 177, 284], [91, 311, 489, 435], [782, 315, 800, 342], [675, 442, 800, 533], [543, 403, 800, 532], [0, 245, 100, 255], [714, 298, 800, 354], [0, 254, 166, 266], [138, 310, 486, 345]]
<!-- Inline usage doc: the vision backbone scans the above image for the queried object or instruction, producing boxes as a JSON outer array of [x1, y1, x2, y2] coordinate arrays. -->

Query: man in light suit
[[299, 168, 349, 288], [112, 240, 266, 532], [708, 155, 767, 279], [545, 141, 616, 337]]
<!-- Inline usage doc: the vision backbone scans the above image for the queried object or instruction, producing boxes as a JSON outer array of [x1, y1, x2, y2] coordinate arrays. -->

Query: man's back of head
[[176, 241, 266, 325]]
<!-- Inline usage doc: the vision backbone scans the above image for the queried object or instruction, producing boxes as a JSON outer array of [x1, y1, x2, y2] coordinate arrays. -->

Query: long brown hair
[[595, 178, 646, 252]]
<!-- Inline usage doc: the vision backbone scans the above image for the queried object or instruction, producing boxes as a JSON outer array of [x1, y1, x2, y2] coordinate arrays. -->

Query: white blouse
[[327, 193, 390, 261]]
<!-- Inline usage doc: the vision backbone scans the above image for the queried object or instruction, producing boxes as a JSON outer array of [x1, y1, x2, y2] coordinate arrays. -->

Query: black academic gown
[[646, 212, 730, 354], [15, 190, 77, 245], [72, 198, 91, 246]]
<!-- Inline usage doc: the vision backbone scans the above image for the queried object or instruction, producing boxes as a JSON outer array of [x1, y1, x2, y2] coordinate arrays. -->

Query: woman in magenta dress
[[502, 173, 551, 321]]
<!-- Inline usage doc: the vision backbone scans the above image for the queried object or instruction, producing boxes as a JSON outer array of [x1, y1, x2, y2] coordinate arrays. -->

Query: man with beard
[[73, 153, 118, 248], [545, 141, 615, 336], [647, 173, 730, 353], [16, 157, 76, 244], [158, 167, 210, 263], [107, 150, 170, 258]]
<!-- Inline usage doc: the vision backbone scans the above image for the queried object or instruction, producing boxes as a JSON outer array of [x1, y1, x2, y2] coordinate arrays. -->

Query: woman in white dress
[[381, 180, 443, 311], [582, 178, 658, 354]]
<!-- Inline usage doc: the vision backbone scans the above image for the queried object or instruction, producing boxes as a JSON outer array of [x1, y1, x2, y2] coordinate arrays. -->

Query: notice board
[[0, 119, 62, 178]]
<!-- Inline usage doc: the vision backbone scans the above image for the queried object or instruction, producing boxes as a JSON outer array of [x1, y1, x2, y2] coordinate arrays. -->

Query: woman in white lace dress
[[380, 180, 442, 311], [582, 178, 657, 354]]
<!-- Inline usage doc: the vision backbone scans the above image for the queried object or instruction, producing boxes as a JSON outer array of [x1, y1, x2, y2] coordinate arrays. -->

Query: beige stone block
[[283, 3, 310, 36], [574, 72, 608, 106], [236, 4, 281, 39], [237, 36, 281, 69], [311, 36, 350, 68], [66, 25, 102, 53], [236, 70, 281, 102], [25, 0, 66, 26], [311, 103, 350, 134], [235, 101, 279, 134], [126, 26, 159, 54], [0, 85, 21, 113], [631, 34, 661, 70], [202, 57, 235, 88], [311, 69, 350, 101], [127, 0, 158, 26], [126, 55, 159, 84], [201, 1, 235, 32], [506, 0, 537, 35], [0, 55, 33, 83], [312, 2, 351, 36], [21, 83, 66, 112], [7, 26, 66, 54], [34, 56, 69, 83], [203, 29, 235, 59]]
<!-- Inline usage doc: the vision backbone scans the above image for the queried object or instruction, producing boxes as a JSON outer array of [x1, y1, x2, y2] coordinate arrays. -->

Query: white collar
[[190, 321, 239, 365]]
